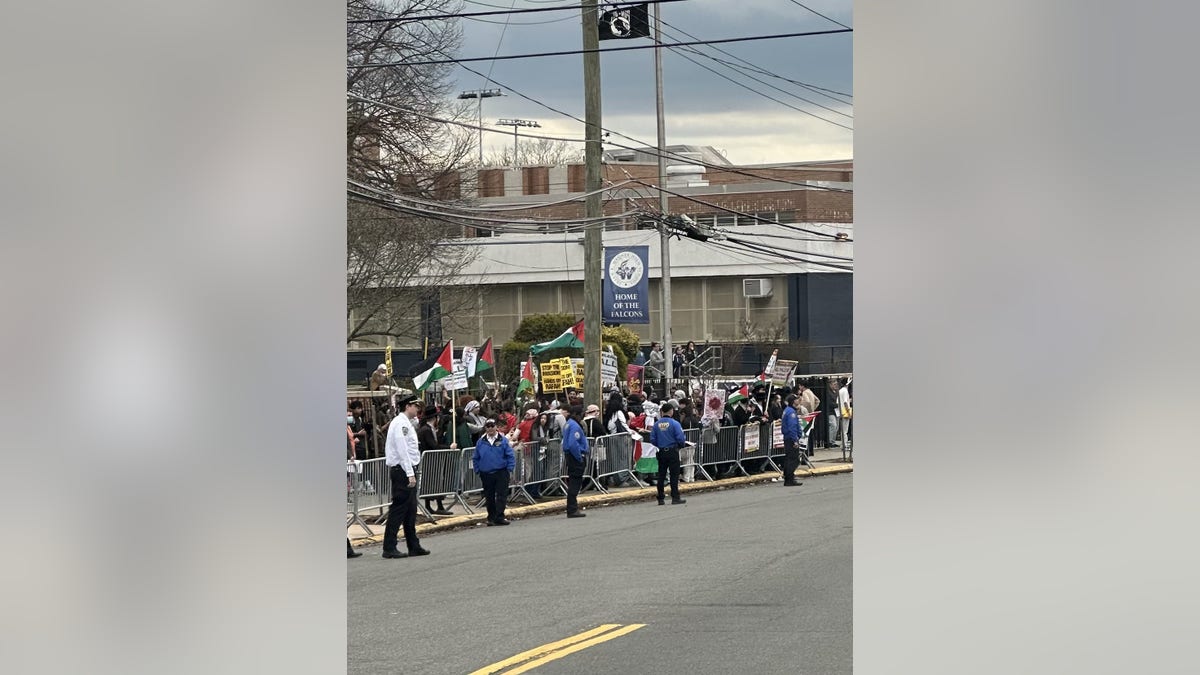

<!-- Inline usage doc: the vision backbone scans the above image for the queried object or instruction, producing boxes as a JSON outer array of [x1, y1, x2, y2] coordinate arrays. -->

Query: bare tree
[[483, 138, 584, 168], [347, 0, 483, 345]]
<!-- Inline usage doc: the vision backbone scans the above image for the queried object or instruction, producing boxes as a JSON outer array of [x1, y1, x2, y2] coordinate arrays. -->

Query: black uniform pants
[[565, 453, 585, 514], [656, 447, 681, 501], [783, 438, 800, 483], [383, 466, 420, 553], [480, 469, 510, 522]]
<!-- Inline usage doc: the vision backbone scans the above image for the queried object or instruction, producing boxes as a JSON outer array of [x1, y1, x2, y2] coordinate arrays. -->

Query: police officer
[[780, 394, 804, 487], [473, 419, 516, 526], [560, 406, 588, 518], [649, 401, 687, 505], [381, 395, 431, 559]]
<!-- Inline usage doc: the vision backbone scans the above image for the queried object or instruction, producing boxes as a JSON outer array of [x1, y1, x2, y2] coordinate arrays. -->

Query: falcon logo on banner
[[598, 3, 650, 40]]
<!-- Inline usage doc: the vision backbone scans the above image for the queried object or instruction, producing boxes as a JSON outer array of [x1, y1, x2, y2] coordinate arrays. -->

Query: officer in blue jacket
[[560, 406, 589, 518], [473, 419, 517, 525], [780, 395, 804, 487], [649, 401, 688, 505]]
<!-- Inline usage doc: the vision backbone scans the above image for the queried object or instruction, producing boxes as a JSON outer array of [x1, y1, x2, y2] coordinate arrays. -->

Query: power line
[[657, 18, 854, 106], [347, 0, 682, 24], [349, 29, 852, 68], [723, 234, 853, 261], [348, 92, 852, 193], [786, 0, 851, 30], [628, 178, 850, 240], [658, 30, 852, 130]]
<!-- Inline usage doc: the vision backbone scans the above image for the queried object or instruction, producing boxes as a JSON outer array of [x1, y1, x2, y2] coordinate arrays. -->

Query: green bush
[[495, 315, 643, 388]]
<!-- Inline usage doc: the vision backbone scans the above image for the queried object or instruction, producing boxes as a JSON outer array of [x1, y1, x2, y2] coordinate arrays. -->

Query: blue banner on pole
[[603, 246, 650, 324]]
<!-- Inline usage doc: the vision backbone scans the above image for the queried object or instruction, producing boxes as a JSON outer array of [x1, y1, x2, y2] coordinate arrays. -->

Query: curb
[[351, 463, 852, 547]]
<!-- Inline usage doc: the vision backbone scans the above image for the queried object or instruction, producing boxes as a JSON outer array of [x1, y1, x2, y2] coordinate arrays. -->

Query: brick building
[[349, 148, 853, 376]]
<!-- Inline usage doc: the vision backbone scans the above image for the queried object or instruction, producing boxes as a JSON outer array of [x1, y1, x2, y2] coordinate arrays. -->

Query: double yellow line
[[469, 623, 646, 675]]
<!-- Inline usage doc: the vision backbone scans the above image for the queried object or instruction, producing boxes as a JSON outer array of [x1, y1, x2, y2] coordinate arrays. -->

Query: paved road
[[348, 473, 851, 674]]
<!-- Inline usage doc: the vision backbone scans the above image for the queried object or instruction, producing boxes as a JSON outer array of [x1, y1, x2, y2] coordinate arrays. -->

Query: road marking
[[468, 624, 623, 675], [498, 623, 646, 674]]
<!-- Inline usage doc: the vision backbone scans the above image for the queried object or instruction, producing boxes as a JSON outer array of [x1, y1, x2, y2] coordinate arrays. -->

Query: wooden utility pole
[[581, 0, 604, 410], [653, 1, 673, 386]]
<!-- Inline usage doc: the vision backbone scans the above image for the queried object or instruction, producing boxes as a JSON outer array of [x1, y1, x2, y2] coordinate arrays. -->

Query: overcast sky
[[451, 0, 853, 165]]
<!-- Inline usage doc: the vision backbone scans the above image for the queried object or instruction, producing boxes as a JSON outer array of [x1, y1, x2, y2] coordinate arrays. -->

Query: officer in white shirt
[[382, 395, 430, 559]]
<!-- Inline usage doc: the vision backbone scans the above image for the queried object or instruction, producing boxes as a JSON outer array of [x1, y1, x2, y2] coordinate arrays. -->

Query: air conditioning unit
[[743, 278, 773, 299]]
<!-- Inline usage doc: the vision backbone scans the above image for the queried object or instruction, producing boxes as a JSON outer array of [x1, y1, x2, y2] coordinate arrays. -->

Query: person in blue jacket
[[473, 419, 517, 526], [560, 406, 589, 518], [780, 395, 804, 487], [649, 401, 688, 505]]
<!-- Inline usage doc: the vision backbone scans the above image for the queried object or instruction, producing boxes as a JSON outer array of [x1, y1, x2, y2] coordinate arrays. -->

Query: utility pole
[[653, 2, 673, 386], [581, 0, 603, 410], [457, 89, 503, 165], [496, 118, 540, 168]]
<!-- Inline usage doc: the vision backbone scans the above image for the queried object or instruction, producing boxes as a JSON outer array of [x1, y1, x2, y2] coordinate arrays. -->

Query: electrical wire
[[349, 29, 852, 68], [723, 234, 853, 261], [786, 0, 851, 30], [657, 30, 852, 130], [655, 23, 852, 118], [627, 178, 850, 240], [348, 92, 852, 193], [657, 15, 852, 103], [349, 181, 640, 226], [348, 0, 681, 24]]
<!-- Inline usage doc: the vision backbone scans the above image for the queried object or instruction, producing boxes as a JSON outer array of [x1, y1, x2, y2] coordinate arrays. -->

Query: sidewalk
[[349, 446, 853, 547]]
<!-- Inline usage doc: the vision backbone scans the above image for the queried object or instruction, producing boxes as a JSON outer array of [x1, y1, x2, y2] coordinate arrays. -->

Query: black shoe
[[408, 547, 431, 556], [567, 511, 587, 518], [784, 481, 803, 487], [671, 498, 687, 505], [657, 500, 665, 506], [347, 550, 362, 559], [382, 550, 408, 559], [434, 509, 454, 516], [494, 519, 511, 526]]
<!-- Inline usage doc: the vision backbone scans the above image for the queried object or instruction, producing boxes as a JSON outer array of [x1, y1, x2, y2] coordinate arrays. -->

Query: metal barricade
[[761, 421, 784, 473], [347, 457, 392, 534], [417, 449, 471, 515], [560, 439, 606, 494], [680, 428, 714, 482], [738, 422, 779, 473], [459, 448, 485, 512], [701, 424, 747, 477], [525, 438, 566, 497], [591, 432, 646, 488], [506, 443, 536, 506]]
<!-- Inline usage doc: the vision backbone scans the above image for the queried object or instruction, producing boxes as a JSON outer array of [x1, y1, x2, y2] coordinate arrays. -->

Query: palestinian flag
[[530, 319, 585, 355], [634, 440, 658, 474], [727, 384, 750, 406], [517, 355, 537, 395], [409, 340, 454, 391], [756, 371, 769, 383], [801, 411, 820, 431], [475, 337, 495, 374]]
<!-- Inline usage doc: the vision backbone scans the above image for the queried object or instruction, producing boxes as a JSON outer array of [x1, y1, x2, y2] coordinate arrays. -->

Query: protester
[[416, 406, 454, 515], [768, 393, 784, 421], [646, 342, 665, 380], [677, 398, 700, 483], [780, 395, 804, 487], [649, 401, 687, 505], [560, 407, 588, 518], [382, 395, 430, 559], [828, 379, 843, 447], [462, 399, 486, 442], [684, 340, 699, 376], [473, 419, 516, 526]]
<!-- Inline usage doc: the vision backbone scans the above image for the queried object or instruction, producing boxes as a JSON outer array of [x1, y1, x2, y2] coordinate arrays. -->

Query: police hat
[[396, 394, 419, 408]]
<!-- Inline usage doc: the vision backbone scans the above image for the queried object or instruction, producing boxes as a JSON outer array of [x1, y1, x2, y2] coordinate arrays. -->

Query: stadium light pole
[[496, 118, 541, 168], [457, 89, 503, 165]]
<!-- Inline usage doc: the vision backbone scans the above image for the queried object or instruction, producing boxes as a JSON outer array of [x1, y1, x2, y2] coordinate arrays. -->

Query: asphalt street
[[348, 473, 851, 674]]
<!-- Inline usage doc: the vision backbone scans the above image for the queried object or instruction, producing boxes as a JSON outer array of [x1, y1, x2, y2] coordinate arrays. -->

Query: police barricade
[[523, 438, 567, 498], [505, 443, 537, 506], [738, 422, 779, 473], [459, 448, 487, 512], [700, 424, 747, 478], [591, 432, 646, 488], [761, 421, 785, 473], [417, 449, 472, 516], [347, 457, 392, 534], [680, 428, 714, 482], [561, 440, 606, 494]]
